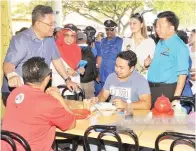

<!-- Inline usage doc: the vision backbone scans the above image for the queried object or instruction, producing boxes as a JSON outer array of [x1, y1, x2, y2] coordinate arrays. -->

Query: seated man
[[1, 57, 76, 151], [91, 51, 151, 110]]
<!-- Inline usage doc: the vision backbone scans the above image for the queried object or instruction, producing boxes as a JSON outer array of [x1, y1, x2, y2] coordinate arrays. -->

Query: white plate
[[91, 102, 117, 112]]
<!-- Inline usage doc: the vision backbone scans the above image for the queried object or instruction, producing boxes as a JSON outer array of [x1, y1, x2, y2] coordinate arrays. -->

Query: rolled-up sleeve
[[177, 46, 189, 76], [50, 38, 60, 60], [4, 36, 27, 66]]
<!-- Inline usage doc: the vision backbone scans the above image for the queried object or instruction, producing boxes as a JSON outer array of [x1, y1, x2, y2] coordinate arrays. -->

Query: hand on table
[[112, 98, 127, 109], [90, 97, 99, 104]]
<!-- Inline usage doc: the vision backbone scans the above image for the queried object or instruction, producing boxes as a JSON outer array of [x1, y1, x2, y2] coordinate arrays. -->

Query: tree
[[62, 0, 146, 35], [12, 0, 51, 19], [148, 0, 196, 29]]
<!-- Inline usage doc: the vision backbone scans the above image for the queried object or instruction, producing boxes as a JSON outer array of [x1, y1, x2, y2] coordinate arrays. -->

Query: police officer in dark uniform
[[95, 20, 123, 95]]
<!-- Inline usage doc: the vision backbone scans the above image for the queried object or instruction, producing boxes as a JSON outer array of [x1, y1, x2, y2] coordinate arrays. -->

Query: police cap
[[104, 20, 117, 28]]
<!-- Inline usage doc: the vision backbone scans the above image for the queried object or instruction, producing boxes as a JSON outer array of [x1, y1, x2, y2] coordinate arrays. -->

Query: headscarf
[[56, 29, 81, 70]]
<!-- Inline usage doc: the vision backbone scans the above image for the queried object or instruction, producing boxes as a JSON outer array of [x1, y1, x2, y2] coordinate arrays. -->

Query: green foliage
[[12, 0, 51, 18], [62, 0, 145, 34], [149, 0, 196, 28]]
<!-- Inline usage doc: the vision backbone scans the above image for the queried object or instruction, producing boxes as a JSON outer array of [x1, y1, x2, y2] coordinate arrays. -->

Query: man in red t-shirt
[[1, 57, 76, 151]]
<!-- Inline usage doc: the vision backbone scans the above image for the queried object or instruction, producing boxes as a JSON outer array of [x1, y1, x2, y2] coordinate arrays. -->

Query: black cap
[[64, 24, 78, 33], [104, 20, 117, 28]]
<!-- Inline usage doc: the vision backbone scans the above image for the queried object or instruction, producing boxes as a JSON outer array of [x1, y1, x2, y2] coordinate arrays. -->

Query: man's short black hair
[[117, 51, 137, 68], [32, 5, 53, 25], [157, 11, 179, 31], [22, 57, 51, 83]]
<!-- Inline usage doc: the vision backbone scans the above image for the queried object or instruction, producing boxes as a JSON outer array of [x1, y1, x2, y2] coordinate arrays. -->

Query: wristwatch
[[64, 76, 71, 83]]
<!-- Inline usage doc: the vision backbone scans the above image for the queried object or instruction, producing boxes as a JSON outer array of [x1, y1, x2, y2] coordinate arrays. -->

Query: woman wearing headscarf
[[51, 24, 84, 99]]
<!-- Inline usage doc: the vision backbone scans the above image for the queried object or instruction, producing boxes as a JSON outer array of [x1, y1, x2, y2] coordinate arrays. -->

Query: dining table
[[56, 101, 195, 151]]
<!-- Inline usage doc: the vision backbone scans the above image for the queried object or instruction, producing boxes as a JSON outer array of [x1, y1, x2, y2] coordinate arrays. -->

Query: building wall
[[1, 0, 12, 119]]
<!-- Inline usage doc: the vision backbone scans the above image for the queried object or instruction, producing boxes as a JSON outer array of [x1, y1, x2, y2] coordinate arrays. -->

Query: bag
[[80, 46, 98, 83]]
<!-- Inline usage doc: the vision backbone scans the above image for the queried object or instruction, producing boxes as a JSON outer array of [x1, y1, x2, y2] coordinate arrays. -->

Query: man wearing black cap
[[96, 20, 123, 95]]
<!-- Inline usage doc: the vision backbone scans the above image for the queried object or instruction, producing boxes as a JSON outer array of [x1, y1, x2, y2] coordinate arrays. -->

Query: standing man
[[2, 5, 77, 106], [96, 20, 123, 95], [146, 11, 190, 107]]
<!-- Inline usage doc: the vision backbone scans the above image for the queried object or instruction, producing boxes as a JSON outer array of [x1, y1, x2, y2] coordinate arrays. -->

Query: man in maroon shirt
[[1, 57, 76, 151]]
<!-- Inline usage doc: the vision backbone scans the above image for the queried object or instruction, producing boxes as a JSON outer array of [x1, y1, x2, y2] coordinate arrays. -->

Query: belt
[[148, 82, 176, 87]]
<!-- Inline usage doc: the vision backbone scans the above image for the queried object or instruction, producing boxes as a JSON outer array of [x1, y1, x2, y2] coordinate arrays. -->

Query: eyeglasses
[[43, 69, 52, 80], [38, 21, 56, 27], [46, 69, 52, 78], [105, 28, 115, 32]]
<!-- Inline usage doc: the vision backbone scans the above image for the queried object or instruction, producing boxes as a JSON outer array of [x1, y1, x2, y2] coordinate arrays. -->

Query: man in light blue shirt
[[2, 5, 77, 106], [146, 11, 189, 107]]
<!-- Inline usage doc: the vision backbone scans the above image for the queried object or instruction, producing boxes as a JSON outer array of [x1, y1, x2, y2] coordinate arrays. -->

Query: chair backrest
[[1, 131, 16, 151], [84, 125, 139, 151], [57, 84, 85, 101], [1, 130, 31, 151], [155, 131, 195, 151]]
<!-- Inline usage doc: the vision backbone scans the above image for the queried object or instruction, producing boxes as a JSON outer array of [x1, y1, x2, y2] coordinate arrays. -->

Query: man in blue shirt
[[2, 5, 77, 106], [96, 20, 123, 95], [146, 11, 190, 107]]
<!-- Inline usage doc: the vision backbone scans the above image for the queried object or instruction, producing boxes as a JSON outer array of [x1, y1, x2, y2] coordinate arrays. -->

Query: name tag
[[161, 52, 169, 56], [110, 86, 131, 100]]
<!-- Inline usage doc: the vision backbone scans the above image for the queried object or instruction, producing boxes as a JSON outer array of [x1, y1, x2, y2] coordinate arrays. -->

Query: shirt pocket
[[159, 51, 174, 64], [109, 44, 119, 60]]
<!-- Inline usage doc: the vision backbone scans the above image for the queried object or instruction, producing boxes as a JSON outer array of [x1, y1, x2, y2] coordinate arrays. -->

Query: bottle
[[124, 100, 133, 120]]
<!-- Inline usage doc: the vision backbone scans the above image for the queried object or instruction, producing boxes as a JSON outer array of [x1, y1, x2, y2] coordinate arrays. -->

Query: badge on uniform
[[161, 48, 170, 56], [15, 93, 25, 104], [107, 20, 111, 24]]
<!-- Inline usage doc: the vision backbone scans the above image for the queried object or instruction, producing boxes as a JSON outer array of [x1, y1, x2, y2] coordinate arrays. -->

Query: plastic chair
[[1, 131, 16, 151], [57, 84, 85, 101], [155, 131, 195, 151], [1, 130, 31, 151], [84, 125, 139, 151]]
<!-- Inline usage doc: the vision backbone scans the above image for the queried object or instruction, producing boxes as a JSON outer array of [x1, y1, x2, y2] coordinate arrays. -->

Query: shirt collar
[[28, 26, 43, 41], [162, 33, 177, 47], [107, 36, 117, 42]]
